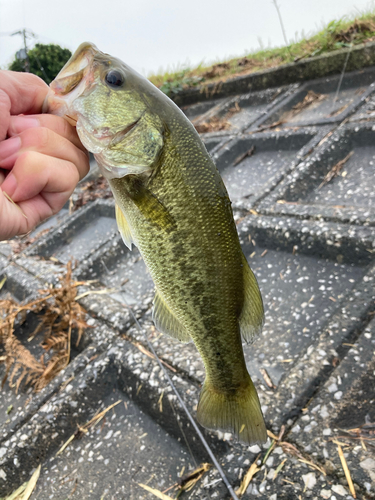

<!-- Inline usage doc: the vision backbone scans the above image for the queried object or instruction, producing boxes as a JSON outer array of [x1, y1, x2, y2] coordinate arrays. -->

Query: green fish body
[[45, 43, 267, 445]]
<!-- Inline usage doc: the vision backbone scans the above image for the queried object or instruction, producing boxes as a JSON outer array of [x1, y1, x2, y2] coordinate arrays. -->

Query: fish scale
[[112, 131, 244, 378], [45, 41, 267, 445]]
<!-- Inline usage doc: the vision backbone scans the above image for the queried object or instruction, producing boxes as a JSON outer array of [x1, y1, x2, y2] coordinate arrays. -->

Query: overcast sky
[[0, 0, 374, 77]]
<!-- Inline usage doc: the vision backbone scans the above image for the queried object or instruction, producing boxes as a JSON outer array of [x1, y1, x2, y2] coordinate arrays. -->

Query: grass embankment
[[149, 13, 375, 97]]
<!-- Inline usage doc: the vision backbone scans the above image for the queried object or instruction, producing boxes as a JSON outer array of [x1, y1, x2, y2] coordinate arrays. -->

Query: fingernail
[[0, 136, 21, 160], [1, 172, 18, 198], [9, 116, 39, 135]]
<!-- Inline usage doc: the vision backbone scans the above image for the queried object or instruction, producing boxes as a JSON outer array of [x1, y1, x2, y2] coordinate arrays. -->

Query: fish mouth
[[43, 42, 97, 120], [44, 41, 141, 144], [51, 42, 96, 96]]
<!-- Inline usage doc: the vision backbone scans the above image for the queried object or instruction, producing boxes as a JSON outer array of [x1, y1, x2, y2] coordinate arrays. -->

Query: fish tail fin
[[196, 378, 267, 445]]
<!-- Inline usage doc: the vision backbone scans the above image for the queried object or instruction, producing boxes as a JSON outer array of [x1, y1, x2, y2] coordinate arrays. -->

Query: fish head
[[44, 42, 164, 179]]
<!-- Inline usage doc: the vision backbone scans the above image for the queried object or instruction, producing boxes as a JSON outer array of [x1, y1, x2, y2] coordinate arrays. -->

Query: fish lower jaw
[[95, 155, 152, 180]]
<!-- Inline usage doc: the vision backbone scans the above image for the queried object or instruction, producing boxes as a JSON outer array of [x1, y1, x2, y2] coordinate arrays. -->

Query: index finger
[[0, 71, 49, 116], [0, 71, 49, 141]]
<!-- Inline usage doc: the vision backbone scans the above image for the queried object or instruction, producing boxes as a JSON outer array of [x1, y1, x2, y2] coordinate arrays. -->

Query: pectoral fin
[[132, 185, 175, 231], [239, 253, 264, 344], [115, 203, 135, 250], [152, 291, 191, 343], [111, 176, 175, 231]]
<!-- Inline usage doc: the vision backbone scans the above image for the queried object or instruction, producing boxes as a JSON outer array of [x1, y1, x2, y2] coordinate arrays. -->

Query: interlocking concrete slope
[[0, 58, 374, 499]]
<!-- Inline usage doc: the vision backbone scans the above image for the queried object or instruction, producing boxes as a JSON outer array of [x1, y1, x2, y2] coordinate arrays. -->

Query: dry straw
[[0, 261, 89, 393]]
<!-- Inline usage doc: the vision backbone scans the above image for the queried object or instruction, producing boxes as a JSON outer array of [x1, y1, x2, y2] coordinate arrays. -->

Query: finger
[[0, 127, 89, 180], [1, 151, 80, 211], [0, 188, 32, 239], [8, 114, 85, 152], [0, 71, 48, 116], [0, 187, 55, 241], [0, 89, 11, 141]]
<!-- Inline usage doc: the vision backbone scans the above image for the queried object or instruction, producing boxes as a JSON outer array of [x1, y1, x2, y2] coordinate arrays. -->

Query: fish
[[44, 42, 267, 445]]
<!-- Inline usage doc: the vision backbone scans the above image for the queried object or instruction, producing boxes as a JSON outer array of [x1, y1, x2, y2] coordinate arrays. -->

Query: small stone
[[259, 481, 266, 494], [328, 383, 338, 393], [320, 406, 329, 419], [104, 430, 113, 440], [364, 482, 371, 492], [267, 468, 275, 480], [360, 458, 375, 471], [262, 438, 271, 449], [320, 489, 331, 499], [302, 472, 316, 490], [246, 483, 260, 496], [331, 484, 347, 496], [248, 445, 261, 454]]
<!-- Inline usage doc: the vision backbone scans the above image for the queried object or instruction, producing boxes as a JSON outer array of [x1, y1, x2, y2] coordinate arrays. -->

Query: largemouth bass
[[45, 43, 267, 445]]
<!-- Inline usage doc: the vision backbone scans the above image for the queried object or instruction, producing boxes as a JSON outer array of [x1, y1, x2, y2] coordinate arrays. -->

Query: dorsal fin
[[115, 203, 135, 250], [152, 291, 191, 343], [239, 253, 264, 344]]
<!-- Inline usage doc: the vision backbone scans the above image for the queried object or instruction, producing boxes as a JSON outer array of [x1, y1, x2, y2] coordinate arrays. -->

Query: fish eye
[[105, 70, 124, 88]]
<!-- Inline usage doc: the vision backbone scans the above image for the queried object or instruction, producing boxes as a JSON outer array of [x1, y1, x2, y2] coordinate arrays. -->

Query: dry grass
[[5, 228, 51, 255], [72, 176, 113, 212], [139, 463, 211, 499], [0, 262, 89, 393], [1, 464, 41, 500], [193, 116, 231, 134], [255, 90, 326, 132], [318, 151, 354, 188], [193, 102, 241, 133]]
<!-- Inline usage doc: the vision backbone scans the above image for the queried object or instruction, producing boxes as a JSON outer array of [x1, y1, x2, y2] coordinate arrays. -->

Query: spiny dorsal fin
[[152, 291, 191, 343], [239, 252, 264, 344], [115, 203, 135, 250]]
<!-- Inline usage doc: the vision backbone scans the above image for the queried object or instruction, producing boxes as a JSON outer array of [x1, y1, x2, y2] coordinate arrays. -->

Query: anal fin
[[152, 291, 191, 343], [239, 252, 264, 344], [115, 203, 135, 250]]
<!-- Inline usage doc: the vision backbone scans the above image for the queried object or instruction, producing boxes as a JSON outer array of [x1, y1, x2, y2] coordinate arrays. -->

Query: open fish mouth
[[51, 42, 96, 96], [42, 42, 97, 120], [44, 41, 141, 147]]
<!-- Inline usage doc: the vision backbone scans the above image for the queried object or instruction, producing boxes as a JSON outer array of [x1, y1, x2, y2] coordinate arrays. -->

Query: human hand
[[0, 70, 89, 241]]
